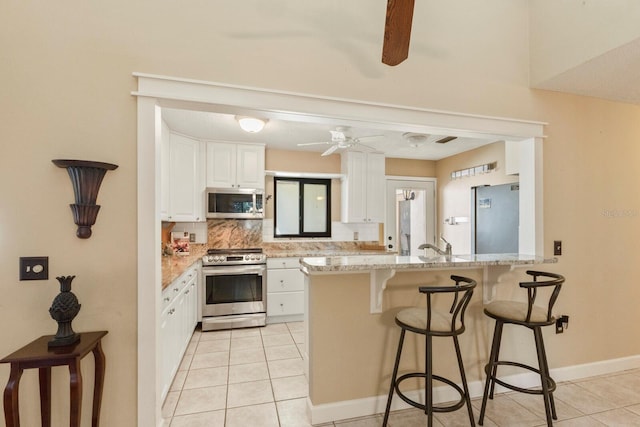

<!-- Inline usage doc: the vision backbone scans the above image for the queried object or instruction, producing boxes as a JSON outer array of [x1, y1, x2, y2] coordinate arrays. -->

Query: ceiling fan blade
[[321, 144, 340, 156], [382, 0, 415, 66], [435, 136, 457, 144], [297, 141, 330, 146]]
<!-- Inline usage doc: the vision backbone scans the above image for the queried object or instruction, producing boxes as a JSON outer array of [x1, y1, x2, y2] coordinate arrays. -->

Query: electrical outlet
[[20, 256, 49, 281], [554, 240, 562, 256], [555, 315, 569, 333], [189, 233, 196, 243]]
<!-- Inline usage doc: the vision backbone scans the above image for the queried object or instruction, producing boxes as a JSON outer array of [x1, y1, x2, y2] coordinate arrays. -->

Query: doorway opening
[[385, 177, 436, 256]]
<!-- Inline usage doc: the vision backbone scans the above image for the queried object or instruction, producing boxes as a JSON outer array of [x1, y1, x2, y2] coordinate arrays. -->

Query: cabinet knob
[[185, 290, 190, 294], [164, 297, 170, 302], [174, 288, 179, 292]]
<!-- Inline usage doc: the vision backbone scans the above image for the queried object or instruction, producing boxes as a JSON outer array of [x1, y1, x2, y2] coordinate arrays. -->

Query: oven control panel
[[202, 253, 267, 265]]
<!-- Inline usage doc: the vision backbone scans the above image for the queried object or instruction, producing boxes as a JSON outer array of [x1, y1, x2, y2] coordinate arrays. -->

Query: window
[[274, 177, 331, 237]]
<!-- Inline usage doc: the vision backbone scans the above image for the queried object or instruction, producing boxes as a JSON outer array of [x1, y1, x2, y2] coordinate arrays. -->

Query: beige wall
[[1, 1, 640, 425], [386, 158, 436, 177]]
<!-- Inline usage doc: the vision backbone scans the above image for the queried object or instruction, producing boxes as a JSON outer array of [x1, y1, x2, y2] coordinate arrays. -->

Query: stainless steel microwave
[[206, 188, 264, 219]]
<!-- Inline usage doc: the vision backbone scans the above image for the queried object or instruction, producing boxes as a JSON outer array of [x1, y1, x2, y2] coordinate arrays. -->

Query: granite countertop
[[161, 245, 207, 290], [300, 253, 557, 273]]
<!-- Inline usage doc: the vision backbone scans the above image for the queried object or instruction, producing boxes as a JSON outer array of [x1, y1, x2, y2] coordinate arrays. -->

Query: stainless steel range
[[200, 248, 267, 331]]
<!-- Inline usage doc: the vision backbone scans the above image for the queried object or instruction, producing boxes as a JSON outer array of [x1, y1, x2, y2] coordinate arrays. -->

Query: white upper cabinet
[[206, 142, 265, 189], [161, 129, 205, 222], [341, 151, 385, 223]]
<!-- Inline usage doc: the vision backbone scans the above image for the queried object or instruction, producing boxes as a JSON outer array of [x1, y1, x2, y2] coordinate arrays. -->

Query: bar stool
[[383, 275, 477, 427], [479, 270, 565, 426]]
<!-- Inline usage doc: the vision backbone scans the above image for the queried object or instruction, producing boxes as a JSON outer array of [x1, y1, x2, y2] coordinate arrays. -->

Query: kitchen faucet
[[419, 236, 452, 256]]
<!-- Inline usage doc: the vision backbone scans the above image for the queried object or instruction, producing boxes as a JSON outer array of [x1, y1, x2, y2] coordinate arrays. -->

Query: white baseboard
[[308, 354, 640, 425]]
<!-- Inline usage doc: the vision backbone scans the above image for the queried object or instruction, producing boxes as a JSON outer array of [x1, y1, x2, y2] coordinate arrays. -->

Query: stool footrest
[[395, 372, 466, 413], [484, 361, 556, 395]]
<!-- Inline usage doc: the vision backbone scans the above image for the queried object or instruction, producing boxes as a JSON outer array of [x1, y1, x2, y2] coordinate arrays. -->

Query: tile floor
[[163, 322, 640, 426]]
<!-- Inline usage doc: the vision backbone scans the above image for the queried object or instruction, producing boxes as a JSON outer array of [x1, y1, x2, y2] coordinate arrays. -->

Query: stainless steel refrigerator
[[472, 183, 519, 254]]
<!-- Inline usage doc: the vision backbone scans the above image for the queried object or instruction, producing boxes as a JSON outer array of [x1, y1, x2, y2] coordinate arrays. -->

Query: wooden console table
[[1, 331, 108, 427]]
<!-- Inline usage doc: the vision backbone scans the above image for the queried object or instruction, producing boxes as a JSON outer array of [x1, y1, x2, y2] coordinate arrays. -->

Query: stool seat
[[383, 275, 477, 427], [396, 307, 461, 333], [479, 270, 564, 427], [484, 300, 553, 326]]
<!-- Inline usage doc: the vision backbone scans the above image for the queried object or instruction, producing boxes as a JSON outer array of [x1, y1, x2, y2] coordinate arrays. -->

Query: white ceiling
[[533, 37, 640, 106], [161, 108, 499, 161]]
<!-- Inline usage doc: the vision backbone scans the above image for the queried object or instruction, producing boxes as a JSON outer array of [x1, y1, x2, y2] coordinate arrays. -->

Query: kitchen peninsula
[[300, 252, 556, 424]]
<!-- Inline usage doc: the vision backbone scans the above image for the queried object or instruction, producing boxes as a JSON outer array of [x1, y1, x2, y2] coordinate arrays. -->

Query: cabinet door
[[206, 142, 236, 188], [266, 258, 300, 270], [267, 292, 304, 316], [168, 134, 203, 221], [341, 151, 368, 223], [236, 144, 265, 189], [268, 269, 304, 292], [365, 152, 386, 223]]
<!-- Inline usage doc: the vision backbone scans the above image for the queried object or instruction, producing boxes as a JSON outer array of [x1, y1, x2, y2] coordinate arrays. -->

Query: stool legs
[[383, 328, 475, 427], [453, 335, 475, 426], [479, 321, 503, 425], [425, 334, 433, 426], [534, 326, 557, 425], [479, 321, 558, 427], [383, 329, 406, 427]]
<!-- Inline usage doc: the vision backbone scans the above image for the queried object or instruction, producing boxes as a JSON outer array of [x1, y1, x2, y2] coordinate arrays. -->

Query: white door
[[385, 178, 436, 255]]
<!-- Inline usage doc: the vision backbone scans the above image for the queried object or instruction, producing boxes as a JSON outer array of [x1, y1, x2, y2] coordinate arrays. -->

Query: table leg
[[92, 341, 106, 427], [3, 363, 23, 427], [39, 367, 52, 427], [68, 358, 83, 427]]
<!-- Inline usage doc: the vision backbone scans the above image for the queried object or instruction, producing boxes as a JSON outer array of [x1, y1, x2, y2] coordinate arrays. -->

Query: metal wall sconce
[[52, 159, 118, 238]]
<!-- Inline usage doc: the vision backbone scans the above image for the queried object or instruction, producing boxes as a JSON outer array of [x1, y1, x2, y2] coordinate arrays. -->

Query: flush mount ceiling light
[[403, 132, 429, 148], [236, 116, 268, 133]]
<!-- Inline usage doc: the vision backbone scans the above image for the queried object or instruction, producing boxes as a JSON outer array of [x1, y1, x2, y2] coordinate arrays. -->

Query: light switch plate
[[20, 256, 49, 281], [553, 240, 562, 256]]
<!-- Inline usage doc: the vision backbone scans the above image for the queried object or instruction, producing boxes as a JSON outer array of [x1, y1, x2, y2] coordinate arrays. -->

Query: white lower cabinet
[[266, 258, 304, 323], [160, 264, 199, 402]]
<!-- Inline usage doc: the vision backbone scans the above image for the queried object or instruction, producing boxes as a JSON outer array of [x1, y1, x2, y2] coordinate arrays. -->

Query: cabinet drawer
[[267, 292, 304, 316], [267, 257, 300, 270], [268, 269, 304, 292]]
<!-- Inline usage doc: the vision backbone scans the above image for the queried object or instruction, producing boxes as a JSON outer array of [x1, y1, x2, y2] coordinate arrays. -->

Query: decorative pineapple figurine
[[48, 275, 81, 347]]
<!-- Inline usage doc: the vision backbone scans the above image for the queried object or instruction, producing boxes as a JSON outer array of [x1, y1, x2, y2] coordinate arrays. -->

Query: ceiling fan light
[[236, 116, 267, 133]]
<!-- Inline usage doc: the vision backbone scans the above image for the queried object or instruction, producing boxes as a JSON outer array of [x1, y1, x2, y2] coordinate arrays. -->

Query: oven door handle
[[202, 265, 266, 276]]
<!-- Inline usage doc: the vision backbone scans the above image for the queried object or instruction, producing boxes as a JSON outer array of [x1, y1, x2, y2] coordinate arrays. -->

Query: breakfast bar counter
[[299, 252, 558, 425], [300, 253, 556, 314], [300, 253, 553, 272]]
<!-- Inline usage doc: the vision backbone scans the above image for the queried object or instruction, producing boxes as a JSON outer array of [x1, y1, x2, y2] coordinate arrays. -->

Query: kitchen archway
[[134, 73, 545, 426]]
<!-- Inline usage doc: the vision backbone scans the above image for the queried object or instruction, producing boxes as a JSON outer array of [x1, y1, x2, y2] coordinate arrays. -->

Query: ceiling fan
[[297, 127, 382, 156], [382, 0, 415, 66]]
